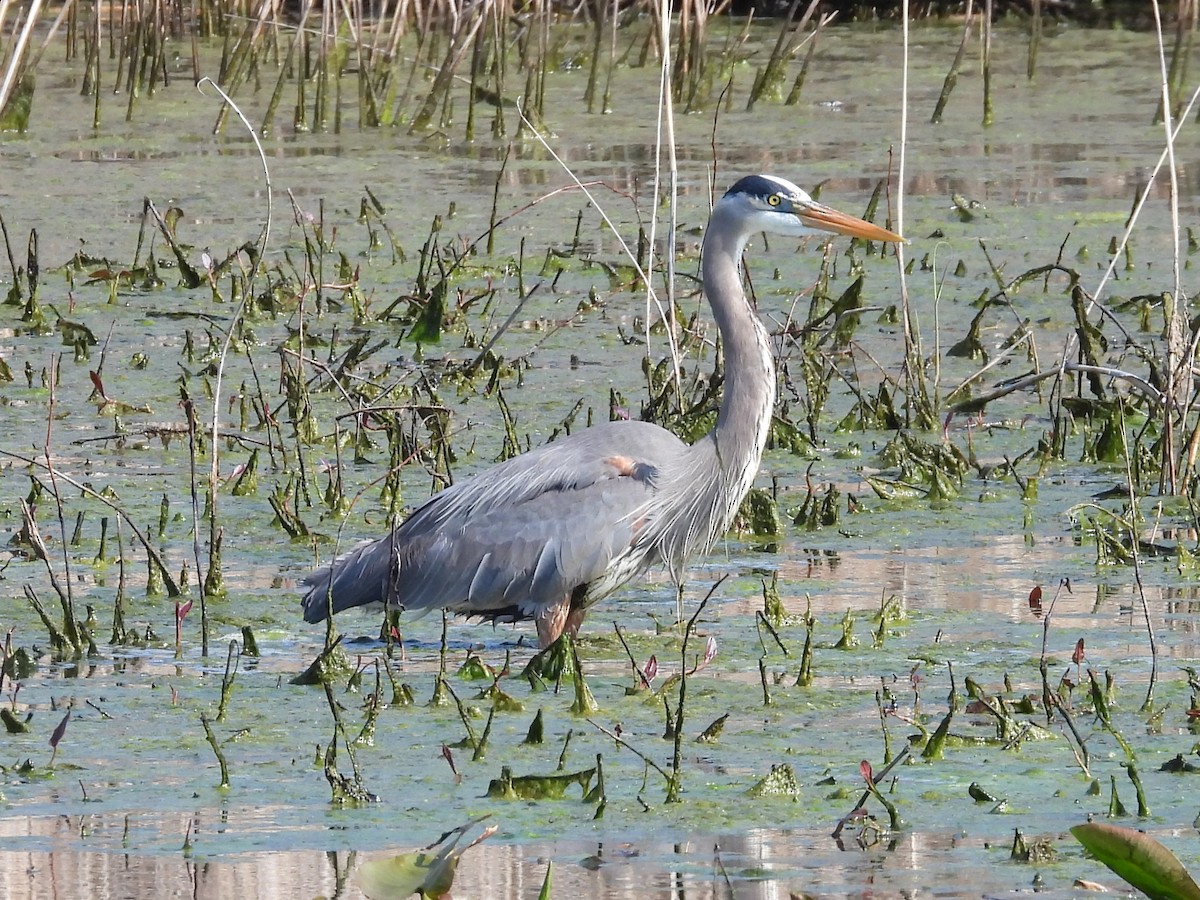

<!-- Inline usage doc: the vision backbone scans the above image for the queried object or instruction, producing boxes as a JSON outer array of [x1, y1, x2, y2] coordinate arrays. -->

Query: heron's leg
[[563, 605, 588, 639], [534, 596, 570, 649]]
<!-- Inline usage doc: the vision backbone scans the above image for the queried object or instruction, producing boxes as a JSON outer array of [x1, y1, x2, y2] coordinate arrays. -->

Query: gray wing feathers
[[301, 536, 397, 623], [530, 539, 560, 601], [301, 420, 685, 625], [396, 475, 650, 618], [467, 552, 494, 604]]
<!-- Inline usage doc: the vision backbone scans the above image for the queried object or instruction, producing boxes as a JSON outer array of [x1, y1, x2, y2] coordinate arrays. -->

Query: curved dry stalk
[[948, 362, 1166, 415], [586, 717, 673, 785], [20, 502, 74, 639], [834, 745, 911, 838], [1141, 0, 1186, 492], [191, 77, 274, 653], [1, 448, 180, 596], [944, 328, 1031, 403], [0, 0, 44, 118], [650, 0, 678, 355], [40, 354, 81, 652], [1046, 73, 1200, 488], [22, 0, 71, 74], [516, 105, 684, 402], [893, 0, 923, 426]]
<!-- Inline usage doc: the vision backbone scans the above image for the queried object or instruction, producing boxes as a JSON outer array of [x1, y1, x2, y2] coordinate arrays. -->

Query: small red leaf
[[643, 655, 657, 684], [176, 599, 194, 623], [441, 744, 461, 782], [1028, 585, 1043, 613], [859, 760, 874, 784], [1072, 638, 1085, 666]]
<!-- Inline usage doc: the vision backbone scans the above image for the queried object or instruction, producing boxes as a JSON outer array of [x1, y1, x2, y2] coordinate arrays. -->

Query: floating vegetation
[[2, 6, 1200, 897]]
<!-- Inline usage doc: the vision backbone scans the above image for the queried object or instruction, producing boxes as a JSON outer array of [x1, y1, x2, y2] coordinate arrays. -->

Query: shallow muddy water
[[2, 18, 1200, 900]]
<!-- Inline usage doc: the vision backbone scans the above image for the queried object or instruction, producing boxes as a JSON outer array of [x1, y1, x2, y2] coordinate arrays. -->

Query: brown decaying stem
[[834, 746, 910, 839], [200, 713, 230, 789], [612, 622, 653, 689], [667, 576, 724, 803], [216, 640, 241, 724], [930, 0, 974, 125]]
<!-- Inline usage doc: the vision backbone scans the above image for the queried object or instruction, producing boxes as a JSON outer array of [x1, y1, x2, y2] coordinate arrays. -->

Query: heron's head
[[719, 174, 904, 244]]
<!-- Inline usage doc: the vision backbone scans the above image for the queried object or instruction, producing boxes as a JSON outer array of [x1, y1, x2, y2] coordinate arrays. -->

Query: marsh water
[[2, 19, 1200, 899]]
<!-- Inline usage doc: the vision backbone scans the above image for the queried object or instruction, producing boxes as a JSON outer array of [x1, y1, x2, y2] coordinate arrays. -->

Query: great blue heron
[[302, 174, 904, 647]]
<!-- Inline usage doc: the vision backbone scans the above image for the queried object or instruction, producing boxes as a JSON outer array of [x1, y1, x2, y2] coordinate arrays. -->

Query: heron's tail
[[300, 538, 393, 623]]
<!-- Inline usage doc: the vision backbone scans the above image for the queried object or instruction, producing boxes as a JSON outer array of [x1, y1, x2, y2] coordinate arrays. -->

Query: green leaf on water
[[523, 708, 545, 744], [747, 763, 799, 797], [356, 818, 496, 899], [357, 849, 457, 899], [1, 708, 31, 733], [1071, 822, 1200, 900], [488, 686, 524, 712], [457, 653, 493, 680], [485, 764, 596, 800], [696, 713, 729, 744], [408, 285, 445, 344]]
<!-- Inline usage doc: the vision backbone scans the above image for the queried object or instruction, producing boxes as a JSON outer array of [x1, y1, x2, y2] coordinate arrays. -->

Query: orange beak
[[798, 202, 905, 243]]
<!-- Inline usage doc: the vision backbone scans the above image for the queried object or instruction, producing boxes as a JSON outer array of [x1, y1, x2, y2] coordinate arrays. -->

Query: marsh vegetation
[[2, 2, 1200, 897]]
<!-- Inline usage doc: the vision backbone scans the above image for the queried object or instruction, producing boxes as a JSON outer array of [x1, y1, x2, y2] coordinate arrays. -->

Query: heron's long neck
[[700, 207, 777, 489], [652, 207, 776, 578]]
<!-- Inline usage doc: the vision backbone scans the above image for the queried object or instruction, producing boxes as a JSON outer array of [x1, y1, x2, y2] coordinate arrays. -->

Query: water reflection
[[24, 29, 1198, 215], [0, 814, 1094, 898], [55, 132, 1181, 204], [763, 544, 1200, 656]]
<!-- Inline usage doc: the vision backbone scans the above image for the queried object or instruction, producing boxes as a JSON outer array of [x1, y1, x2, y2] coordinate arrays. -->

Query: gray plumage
[[302, 174, 903, 647]]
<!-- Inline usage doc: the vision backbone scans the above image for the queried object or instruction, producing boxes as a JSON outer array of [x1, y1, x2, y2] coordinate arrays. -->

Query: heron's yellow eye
[[767, 194, 782, 207]]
